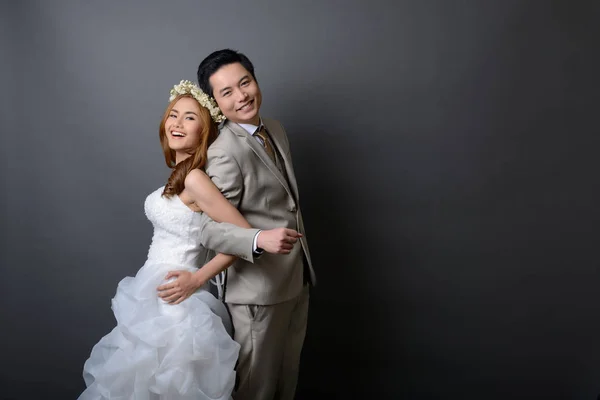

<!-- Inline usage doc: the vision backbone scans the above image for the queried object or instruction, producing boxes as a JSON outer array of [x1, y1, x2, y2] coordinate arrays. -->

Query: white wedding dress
[[79, 186, 239, 400]]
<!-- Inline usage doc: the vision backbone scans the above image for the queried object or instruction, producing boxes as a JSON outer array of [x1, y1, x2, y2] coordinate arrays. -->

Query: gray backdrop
[[2, 1, 600, 399]]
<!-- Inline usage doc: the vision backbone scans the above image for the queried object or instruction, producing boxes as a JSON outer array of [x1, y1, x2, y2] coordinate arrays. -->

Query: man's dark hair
[[197, 49, 257, 97]]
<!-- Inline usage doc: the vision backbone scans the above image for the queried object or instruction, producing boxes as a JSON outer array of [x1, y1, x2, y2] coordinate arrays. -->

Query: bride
[[79, 81, 283, 399]]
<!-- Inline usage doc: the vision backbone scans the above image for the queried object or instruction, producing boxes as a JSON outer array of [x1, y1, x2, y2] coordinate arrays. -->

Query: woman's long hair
[[158, 94, 218, 197]]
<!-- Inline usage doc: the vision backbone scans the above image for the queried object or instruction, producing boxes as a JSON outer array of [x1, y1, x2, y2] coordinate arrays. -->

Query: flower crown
[[169, 80, 226, 123]]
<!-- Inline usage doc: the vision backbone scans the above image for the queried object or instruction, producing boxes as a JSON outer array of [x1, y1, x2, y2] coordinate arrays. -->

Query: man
[[196, 49, 316, 400]]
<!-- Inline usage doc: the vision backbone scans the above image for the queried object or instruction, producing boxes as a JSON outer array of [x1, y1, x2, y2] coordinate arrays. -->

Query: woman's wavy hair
[[159, 94, 218, 197]]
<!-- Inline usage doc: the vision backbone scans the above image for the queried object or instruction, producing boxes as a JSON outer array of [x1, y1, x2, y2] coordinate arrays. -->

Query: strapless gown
[[79, 187, 239, 400]]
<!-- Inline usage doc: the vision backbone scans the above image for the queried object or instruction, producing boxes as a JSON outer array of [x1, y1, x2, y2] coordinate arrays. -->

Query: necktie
[[255, 126, 275, 163]]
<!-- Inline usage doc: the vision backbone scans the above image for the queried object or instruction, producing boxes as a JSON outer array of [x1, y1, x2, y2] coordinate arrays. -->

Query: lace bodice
[[143, 186, 208, 268]]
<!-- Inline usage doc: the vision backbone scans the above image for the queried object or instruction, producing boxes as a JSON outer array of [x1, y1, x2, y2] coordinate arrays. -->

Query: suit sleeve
[[199, 146, 258, 263]]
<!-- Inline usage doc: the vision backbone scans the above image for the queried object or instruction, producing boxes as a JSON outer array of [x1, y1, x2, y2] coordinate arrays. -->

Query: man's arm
[[200, 146, 258, 262], [200, 145, 302, 260]]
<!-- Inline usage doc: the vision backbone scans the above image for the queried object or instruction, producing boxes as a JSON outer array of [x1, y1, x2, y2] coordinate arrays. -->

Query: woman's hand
[[157, 270, 203, 305]]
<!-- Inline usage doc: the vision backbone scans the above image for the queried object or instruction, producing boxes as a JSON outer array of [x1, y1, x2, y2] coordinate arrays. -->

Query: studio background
[[2, 1, 599, 399]]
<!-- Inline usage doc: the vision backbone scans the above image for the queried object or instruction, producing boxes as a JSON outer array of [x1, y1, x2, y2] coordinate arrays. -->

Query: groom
[[196, 49, 316, 400]]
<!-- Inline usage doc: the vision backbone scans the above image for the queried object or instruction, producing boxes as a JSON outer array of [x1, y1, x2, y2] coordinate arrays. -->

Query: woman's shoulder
[[184, 168, 211, 190]]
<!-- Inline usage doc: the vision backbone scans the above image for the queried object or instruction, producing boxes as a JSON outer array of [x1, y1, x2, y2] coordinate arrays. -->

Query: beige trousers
[[227, 285, 310, 400]]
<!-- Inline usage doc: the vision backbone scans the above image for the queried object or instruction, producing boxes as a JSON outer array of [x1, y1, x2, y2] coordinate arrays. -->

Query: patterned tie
[[255, 126, 275, 163]]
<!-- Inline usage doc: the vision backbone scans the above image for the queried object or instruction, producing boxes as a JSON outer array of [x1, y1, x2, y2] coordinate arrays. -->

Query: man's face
[[209, 62, 262, 125]]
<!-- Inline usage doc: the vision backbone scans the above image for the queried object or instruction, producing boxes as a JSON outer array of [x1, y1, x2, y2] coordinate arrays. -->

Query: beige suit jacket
[[199, 118, 316, 305]]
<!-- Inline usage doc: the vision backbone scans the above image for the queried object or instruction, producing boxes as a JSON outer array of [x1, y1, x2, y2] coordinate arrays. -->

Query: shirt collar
[[238, 118, 264, 136]]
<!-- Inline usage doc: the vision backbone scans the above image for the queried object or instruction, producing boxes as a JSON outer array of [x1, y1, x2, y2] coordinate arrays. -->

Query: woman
[[79, 81, 255, 400]]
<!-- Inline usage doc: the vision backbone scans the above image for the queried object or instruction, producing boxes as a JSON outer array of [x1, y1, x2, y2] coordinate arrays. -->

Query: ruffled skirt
[[79, 262, 239, 400]]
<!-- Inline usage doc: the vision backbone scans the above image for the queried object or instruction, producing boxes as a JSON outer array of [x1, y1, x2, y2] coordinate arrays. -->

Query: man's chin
[[232, 112, 260, 125]]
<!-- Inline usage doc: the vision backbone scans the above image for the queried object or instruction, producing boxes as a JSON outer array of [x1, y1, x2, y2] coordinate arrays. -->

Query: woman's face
[[164, 97, 203, 158]]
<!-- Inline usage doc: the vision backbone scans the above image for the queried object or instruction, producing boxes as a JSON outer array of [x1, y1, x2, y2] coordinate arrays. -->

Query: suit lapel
[[225, 121, 295, 200], [263, 119, 299, 202]]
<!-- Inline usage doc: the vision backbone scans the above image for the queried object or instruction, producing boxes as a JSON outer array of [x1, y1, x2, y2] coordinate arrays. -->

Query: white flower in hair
[[169, 80, 226, 123]]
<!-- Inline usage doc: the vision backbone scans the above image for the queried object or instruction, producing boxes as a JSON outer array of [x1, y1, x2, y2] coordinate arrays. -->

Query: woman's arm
[[158, 252, 237, 304], [158, 169, 250, 304], [183, 168, 251, 228], [186, 168, 301, 255]]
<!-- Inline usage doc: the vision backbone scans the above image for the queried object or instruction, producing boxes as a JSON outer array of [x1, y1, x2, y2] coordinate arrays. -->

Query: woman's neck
[[175, 152, 191, 165]]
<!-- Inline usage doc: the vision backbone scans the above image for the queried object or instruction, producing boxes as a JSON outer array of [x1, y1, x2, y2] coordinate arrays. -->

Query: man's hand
[[257, 228, 303, 254], [157, 270, 203, 305]]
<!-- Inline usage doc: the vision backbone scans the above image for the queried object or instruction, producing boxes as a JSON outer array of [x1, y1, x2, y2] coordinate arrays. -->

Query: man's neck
[[238, 117, 263, 135]]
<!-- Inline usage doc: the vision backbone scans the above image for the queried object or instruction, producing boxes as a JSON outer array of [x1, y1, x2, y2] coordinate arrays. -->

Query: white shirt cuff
[[253, 230, 264, 254]]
